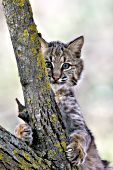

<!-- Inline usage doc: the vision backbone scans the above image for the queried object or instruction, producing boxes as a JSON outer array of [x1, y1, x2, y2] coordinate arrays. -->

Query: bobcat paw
[[66, 134, 87, 166], [15, 123, 33, 146]]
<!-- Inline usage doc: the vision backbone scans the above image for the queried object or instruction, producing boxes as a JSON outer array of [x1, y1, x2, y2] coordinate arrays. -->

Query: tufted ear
[[67, 36, 84, 54], [38, 33, 48, 53]]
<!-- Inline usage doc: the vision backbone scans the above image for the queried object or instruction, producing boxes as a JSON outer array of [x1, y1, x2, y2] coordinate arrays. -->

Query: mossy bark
[[1, 0, 79, 169], [0, 125, 51, 170]]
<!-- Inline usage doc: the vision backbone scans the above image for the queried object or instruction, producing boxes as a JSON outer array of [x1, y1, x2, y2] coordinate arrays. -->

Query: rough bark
[[0, 125, 51, 170], [1, 0, 79, 169]]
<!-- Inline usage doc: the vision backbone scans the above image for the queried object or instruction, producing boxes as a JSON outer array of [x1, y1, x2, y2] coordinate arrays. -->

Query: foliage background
[[0, 0, 113, 165]]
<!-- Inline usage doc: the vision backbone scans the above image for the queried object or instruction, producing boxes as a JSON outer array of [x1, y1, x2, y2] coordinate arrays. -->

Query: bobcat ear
[[67, 36, 84, 53], [38, 33, 48, 53]]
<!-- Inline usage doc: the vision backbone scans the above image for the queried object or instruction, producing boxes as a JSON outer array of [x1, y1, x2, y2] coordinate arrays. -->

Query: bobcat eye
[[62, 63, 71, 70], [46, 61, 53, 69]]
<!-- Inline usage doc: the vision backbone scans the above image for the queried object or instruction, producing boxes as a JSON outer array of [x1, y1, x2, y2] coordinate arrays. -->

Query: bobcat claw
[[66, 135, 87, 166]]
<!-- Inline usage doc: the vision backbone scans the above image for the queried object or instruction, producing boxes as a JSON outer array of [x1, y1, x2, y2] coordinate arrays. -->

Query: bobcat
[[15, 35, 113, 169]]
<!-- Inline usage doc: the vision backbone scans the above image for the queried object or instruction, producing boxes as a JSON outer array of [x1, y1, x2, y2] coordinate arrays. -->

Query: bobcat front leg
[[66, 133, 88, 166], [57, 88, 92, 167]]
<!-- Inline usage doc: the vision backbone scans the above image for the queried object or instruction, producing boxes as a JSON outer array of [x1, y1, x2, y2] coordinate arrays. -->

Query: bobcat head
[[39, 34, 84, 90]]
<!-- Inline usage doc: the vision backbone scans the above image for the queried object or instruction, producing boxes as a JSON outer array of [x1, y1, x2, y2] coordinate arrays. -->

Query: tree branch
[[0, 125, 52, 170], [1, 0, 78, 169]]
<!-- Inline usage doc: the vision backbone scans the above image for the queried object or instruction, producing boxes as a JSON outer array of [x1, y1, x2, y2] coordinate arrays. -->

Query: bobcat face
[[40, 35, 84, 89]]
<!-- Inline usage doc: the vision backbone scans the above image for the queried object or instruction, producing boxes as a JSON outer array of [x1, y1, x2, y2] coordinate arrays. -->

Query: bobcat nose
[[52, 73, 61, 81], [52, 76, 60, 81]]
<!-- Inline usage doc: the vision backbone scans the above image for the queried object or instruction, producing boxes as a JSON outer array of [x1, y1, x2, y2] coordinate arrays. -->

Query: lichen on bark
[[1, 0, 79, 169]]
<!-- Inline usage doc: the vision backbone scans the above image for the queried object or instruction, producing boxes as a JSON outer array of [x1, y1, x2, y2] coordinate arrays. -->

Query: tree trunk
[[1, 0, 79, 169]]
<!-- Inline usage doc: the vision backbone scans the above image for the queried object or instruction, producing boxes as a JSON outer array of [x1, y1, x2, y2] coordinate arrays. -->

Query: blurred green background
[[0, 0, 113, 165]]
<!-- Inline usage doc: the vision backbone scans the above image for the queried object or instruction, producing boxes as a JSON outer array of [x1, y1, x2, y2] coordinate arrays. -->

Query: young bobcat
[[15, 35, 113, 169]]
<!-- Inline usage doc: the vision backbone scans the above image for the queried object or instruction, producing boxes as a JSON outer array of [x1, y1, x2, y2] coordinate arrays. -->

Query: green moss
[[41, 163, 49, 170], [13, 0, 26, 7], [47, 150, 56, 159], [6, 158, 10, 164], [54, 140, 67, 152], [36, 51, 49, 84], [45, 81, 51, 90], [43, 97, 51, 108], [40, 80, 51, 93], [19, 162, 28, 169], [51, 114, 57, 124], [13, 149, 18, 155], [31, 33, 37, 42], [60, 134, 65, 140], [54, 142, 61, 148], [0, 153, 3, 160], [36, 157, 50, 169], [61, 141, 67, 151], [29, 4, 33, 14], [37, 51, 46, 69], [32, 160, 38, 169], [17, 36, 22, 43], [19, 0, 26, 7], [29, 23, 37, 31], [54, 142, 62, 152], [23, 29, 29, 38], [19, 157, 32, 170], [37, 157, 42, 164], [23, 152, 30, 162], [31, 48, 37, 56]]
